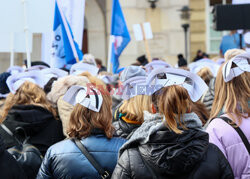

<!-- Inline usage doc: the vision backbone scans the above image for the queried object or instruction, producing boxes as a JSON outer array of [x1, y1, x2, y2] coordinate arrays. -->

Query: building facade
[[0, 0, 230, 72]]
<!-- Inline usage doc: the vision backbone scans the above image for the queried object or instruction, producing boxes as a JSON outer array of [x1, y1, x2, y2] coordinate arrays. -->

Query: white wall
[[85, 0, 107, 65], [106, 0, 189, 67]]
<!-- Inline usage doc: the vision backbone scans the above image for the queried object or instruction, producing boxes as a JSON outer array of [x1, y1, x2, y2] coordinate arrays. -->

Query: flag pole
[[10, 33, 15, 67], [56, 0, 80, 63], [107, 35, 113, 73], [140, 23, 152, 62], [21, 0, 31, 68]]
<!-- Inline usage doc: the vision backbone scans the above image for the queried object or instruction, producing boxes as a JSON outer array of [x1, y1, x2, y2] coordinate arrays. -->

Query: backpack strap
[[72, 139, 110, 179], [219, 116, 250, 155]]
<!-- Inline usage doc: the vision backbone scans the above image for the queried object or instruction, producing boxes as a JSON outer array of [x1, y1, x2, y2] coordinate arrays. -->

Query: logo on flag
[[51, 0, 83, 68]]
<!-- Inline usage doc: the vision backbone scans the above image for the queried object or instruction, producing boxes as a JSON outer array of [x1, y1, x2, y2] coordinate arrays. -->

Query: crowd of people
[[0, 48, 249, 179]]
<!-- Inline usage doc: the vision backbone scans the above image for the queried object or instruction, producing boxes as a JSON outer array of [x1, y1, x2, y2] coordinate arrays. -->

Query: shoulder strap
[[219, 117, 250, 155], [72, 139, 110, 179], [0, 124, 14, 136]]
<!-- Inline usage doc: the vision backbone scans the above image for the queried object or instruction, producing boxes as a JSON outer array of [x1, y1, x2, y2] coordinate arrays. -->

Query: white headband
[[6, 71, 45, 94], [147, 68, 208, 102], [98, 75, 114, 84], [70, 63, 99, 76], [189, 60, 220, 77], [26, 65, 49, 71], [222, 52, 250, 82], [120, 76, 147, 100], [41, 68, 68, 85], [63, 85, 103, 112], [7, 66, 24, 75], [144, 60, 172, 74]]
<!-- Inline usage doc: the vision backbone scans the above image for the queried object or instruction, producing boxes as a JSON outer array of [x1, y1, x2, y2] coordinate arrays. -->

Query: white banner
[[41, 0, 85, 66]]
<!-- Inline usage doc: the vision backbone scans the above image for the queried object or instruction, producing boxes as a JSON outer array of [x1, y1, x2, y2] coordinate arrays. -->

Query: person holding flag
[[108, 0, 131, 74], [51, 0, 83, 69]]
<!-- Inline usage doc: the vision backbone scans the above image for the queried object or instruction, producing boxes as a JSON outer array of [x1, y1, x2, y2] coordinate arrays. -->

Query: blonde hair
[[224, 49, 245, 62], [155, 85, 191, 134], [119, 95, 152, 123], [211, 48, 249, 123], [67, 90, 114, 139], [1, 81, 57, 122], [210, 66, 250, 124], [197, 67, 214, 85]]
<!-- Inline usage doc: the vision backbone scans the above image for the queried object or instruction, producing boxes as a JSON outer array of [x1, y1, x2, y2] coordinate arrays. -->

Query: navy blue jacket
[[37, 133, 126, 179]]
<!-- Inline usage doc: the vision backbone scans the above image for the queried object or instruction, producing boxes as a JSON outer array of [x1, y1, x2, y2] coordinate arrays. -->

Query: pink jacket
[[206, 114, 250, 179]]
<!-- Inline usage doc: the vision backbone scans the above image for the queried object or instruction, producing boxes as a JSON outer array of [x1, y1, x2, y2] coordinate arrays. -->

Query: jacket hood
[[0, 135, 5, 153], [119, 111, 208, 175], [5, 105, 55, 136], [139, 126, 209, 175], [47, 75, 89, 104]]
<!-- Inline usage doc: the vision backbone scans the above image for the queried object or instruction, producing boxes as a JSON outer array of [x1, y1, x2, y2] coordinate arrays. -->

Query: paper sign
[[133, 22, 153, 41]]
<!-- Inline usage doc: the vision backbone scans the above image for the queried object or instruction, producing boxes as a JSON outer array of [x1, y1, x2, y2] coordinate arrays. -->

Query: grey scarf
[[119, 111, 203, 157]]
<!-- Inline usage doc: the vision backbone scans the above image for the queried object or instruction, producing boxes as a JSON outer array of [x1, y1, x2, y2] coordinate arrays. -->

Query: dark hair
[[202, 53, 209, 58], [24, 60, 50, 68], [95, 58, 102, 66], [44, 77, 58, 94], [178, 54, 187, 67], [136, 55, 148, 65], [177, 54, 184, 59]]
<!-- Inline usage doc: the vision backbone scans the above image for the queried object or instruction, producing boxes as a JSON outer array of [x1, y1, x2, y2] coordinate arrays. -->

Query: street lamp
[[178, 6, 192, 63], [148, 0, 158, 9]]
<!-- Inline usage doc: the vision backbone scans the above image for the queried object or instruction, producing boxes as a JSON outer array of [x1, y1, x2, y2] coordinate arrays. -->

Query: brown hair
[[119, 95, 152, 123], [95, 58, 102, 66], [197, 67, 214, 85], [79, 71, 109, 94], [155, 85, 191, 134], [192, 102, 209, 125], [1, 81, 57, 122], [67, 90, 114, 139]]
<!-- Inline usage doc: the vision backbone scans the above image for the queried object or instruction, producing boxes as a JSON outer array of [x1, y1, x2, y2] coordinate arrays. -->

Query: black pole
[[182, 24, 189, 63], [239, 33, 243, 49]]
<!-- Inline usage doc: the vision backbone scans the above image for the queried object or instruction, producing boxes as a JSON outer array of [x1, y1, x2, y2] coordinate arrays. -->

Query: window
[[206, 0, 231, 54]]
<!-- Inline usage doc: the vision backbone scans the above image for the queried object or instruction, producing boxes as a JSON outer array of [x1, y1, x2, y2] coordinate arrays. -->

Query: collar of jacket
[[119, 112, 203, 157], [90, 128, 106, 136], [0, 135, 5, 154]]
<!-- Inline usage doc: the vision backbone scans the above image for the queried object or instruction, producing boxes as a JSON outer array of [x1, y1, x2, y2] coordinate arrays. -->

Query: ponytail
[[157, 85, 191, 134]]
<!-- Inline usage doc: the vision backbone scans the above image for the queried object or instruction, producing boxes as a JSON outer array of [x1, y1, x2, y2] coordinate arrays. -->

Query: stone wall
[[0, 0, 189, 72], [190, 0, 206, 61], [0, 34, 42, 73]]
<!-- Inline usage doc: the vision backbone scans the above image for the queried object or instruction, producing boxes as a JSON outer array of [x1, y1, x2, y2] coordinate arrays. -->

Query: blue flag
[[51, 0, 83, 68], [110, 0, 131, 74]]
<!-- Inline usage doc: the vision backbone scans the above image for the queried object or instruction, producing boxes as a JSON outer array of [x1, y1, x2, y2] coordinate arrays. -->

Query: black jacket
[[112, 126, 234, 179], [0, 105, 65, 156], [113, 118, 141, 139], [0, 134, 27, 179], [113, 108, 141, 139]]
